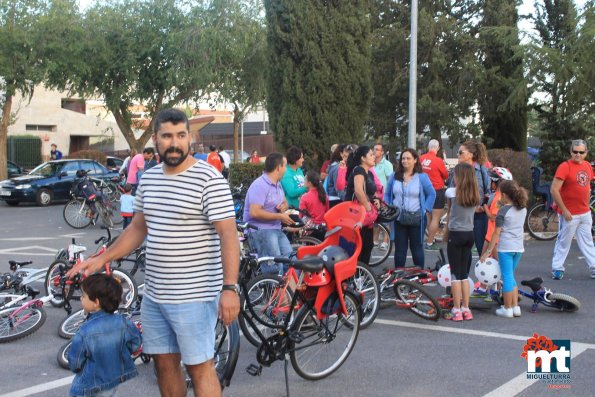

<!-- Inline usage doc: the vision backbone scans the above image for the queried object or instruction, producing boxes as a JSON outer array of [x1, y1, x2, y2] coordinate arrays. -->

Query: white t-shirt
[[134, 161, 235, 303]]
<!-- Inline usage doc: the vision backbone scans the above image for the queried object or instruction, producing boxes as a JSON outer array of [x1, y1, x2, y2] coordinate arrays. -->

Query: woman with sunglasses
[[385, 148, 436, 268], [452, 140, 491, 256]]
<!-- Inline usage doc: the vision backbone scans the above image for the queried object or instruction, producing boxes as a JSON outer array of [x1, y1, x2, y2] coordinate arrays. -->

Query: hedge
[[229, 162, 264, 188], [487, 148, 532, 195]]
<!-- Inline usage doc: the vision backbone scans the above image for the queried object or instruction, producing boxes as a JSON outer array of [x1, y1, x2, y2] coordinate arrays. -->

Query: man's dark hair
[[81, 274, 122, 313], [219, 145, 224, 151], [264, 152, 285, 173], [153, 108, 189, 133], [143, 147, 154, 155], [286, 146, 303, 165]]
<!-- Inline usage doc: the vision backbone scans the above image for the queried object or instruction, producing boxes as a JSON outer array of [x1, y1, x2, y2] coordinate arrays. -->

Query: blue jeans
[[498, 251, 522, 293], [249, 229, 293, 275], [393, 219, 425, 268]]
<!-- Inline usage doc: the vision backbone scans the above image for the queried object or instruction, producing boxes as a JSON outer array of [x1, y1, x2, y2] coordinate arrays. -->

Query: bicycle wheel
[[394, 279, 441, 321], [369, 223, 392, 267], [58, 309, 86, 339], [63, 199, 93, 229], [526, 202, 559, 241], [214, 320, 240, 389], [347, 262, 379, 329], [57, 340, 72, 369], [96, 202, 114, 228], [0, 305, 47, 343], [45, 260, 73, 307], [239, 274, 291, 348], [130, 250, 145, 276], [290, 291, 360, 380], [290, 236, 321, 251], [547, 292, 581, 312], [108, 200, 124, 225], [111, 269, 137, 309]]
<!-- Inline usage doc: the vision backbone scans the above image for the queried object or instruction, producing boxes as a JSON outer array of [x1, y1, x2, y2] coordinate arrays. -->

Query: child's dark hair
[[124, 183, 132, 193], [499, 180, 528, 209], [306, 171, 327, 205], [81, 274, 122, 313]]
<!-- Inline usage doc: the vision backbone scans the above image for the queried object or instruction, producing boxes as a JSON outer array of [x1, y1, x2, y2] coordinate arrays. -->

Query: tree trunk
[[232, 105, 241, 163], [0, 94, 13, 181], [112, 107, 153, 152]]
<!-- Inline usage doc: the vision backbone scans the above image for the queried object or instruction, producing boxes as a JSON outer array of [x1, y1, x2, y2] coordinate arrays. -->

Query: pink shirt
[[126, 154, 145, 184], [299, 188, 329, 224]]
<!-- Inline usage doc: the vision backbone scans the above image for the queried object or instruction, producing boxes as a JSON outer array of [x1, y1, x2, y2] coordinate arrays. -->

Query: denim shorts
[[141, 296, 219, 365]]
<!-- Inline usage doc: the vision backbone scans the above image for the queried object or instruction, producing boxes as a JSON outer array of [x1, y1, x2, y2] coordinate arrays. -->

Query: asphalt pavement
[[0, 201, 594, 397]]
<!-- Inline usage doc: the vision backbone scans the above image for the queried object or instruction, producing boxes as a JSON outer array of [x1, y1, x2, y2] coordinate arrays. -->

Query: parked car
[[7, 160, 27, 178], [224, 150, 250, 163], [106, 156, 124, 172], [0, 159, 119, 206]]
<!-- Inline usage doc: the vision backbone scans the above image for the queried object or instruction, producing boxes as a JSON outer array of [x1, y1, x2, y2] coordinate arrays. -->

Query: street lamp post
[[407, 0, 418, 150]]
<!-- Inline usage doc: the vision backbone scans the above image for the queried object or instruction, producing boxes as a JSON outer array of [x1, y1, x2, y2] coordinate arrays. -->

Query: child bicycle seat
[[531, 167, 552, 206]]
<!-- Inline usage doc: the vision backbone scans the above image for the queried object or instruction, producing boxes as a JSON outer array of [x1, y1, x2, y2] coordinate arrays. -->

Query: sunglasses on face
[[458, 150, 468, 155], [572, 150, 586, 155]]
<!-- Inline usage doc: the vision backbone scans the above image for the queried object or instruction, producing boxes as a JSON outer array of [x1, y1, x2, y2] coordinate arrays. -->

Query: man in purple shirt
[[244, 152, 295, 274]]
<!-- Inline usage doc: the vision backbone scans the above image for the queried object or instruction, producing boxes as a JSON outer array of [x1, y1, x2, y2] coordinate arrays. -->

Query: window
[[26, 125, 57, 132], [61, 99, 86, 114], [61, 161, 81, 177]]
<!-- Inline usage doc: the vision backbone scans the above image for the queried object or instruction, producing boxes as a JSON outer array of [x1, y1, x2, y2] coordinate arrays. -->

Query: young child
[[474, 167, 513, 297], [68, 274, 141, 397], [120, 184, 135, 229], [443, 163, 480, 321], [480, 180, 528, 318], [299, 171, 329, 241]]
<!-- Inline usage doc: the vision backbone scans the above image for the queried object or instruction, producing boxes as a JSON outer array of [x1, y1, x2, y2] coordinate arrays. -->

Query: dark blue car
[[0, 159, 119, 206]]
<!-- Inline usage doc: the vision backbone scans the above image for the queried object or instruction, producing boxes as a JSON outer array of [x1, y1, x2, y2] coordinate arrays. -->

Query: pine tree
[[264, 0, 371, 166]]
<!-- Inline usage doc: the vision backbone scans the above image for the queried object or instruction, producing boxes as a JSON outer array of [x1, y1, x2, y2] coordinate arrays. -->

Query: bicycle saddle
[[9, 260, 32, 272], [521, 277, 543, 292]]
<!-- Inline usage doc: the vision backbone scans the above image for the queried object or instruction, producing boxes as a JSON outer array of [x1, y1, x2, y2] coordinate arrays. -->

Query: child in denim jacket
[[68, 274, 141, 397]]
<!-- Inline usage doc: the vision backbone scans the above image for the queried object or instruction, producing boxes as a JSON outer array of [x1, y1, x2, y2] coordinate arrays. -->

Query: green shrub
[[67, 150, 107, 166], [229, 162, 264, 188], [487, 148, 532, 195]]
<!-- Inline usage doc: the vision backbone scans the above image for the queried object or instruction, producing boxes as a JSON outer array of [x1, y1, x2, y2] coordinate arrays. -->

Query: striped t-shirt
[[133, 160, 235, 303]]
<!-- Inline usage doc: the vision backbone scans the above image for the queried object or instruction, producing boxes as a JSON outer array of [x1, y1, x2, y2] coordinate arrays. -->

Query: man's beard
[[156, 142, 190, 167]]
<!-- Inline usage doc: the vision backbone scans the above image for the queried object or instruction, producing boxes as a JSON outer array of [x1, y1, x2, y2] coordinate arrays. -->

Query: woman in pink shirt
[[299, 171, 329, 226]]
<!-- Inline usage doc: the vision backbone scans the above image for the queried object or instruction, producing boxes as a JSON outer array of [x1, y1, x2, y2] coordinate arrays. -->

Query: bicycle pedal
[[246, 363, 263, 376]]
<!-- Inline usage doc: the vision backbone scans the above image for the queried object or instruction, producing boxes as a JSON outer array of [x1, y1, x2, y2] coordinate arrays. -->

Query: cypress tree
[[264, 0, 371, 166], [478, 0, 528, 151]]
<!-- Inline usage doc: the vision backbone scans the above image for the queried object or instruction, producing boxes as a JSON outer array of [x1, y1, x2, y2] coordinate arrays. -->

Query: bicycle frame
[[1, 267, 48, 310], [1, 293, 54, 329]]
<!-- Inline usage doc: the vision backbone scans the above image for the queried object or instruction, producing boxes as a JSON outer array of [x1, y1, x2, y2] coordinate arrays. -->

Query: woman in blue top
[[385, 148, 436, 268]]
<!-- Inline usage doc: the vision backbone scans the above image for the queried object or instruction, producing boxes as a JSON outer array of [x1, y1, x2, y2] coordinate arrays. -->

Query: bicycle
[[44, 235, 138, 310], [63, 170, 121, 229], [236, 201, 364, 396], [0, 261, 56, 343], [369, 222, 392, 267]]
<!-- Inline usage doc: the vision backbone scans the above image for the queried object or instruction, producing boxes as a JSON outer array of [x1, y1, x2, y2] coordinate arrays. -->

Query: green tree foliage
[[528, 0, 594, 176], [0, 0, 51, 180], [368, 0, 483, 150], [478, 0, 528, 151], [194, 0, 267, 163], [264, 0, 372, 167], [45, 0, 215, 152]]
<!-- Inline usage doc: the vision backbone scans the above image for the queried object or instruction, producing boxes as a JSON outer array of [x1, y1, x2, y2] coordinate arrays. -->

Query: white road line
[[0, 238, 57, 241], [482, 344, 589, 397], [0, 376, 74, 397]]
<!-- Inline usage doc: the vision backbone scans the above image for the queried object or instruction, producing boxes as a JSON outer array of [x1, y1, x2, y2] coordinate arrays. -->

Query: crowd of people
[[67, 106, 593, 396]]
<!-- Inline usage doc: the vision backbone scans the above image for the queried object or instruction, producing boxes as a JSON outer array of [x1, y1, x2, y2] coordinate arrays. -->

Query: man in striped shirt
[[71, 108, 240, 397]]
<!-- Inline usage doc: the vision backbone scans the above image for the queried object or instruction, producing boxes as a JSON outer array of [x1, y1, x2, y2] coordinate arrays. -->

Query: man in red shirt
[[550, 139, 595, 280], [420, 139, 449, 250]]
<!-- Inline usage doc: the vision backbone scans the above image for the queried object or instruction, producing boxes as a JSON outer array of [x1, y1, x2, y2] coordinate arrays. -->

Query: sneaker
[[496, 306, 513, 318], [590, 269, 595, 279], [462, 310, 474, 321], [444, 309, 463, 321], [471, 288, 488, 297], [379, 242, 389, 250], [373, 241, 379, 247], [552, 270, 564, 280], [424, 243, 439, 251], [513, 306, 521, 317]]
